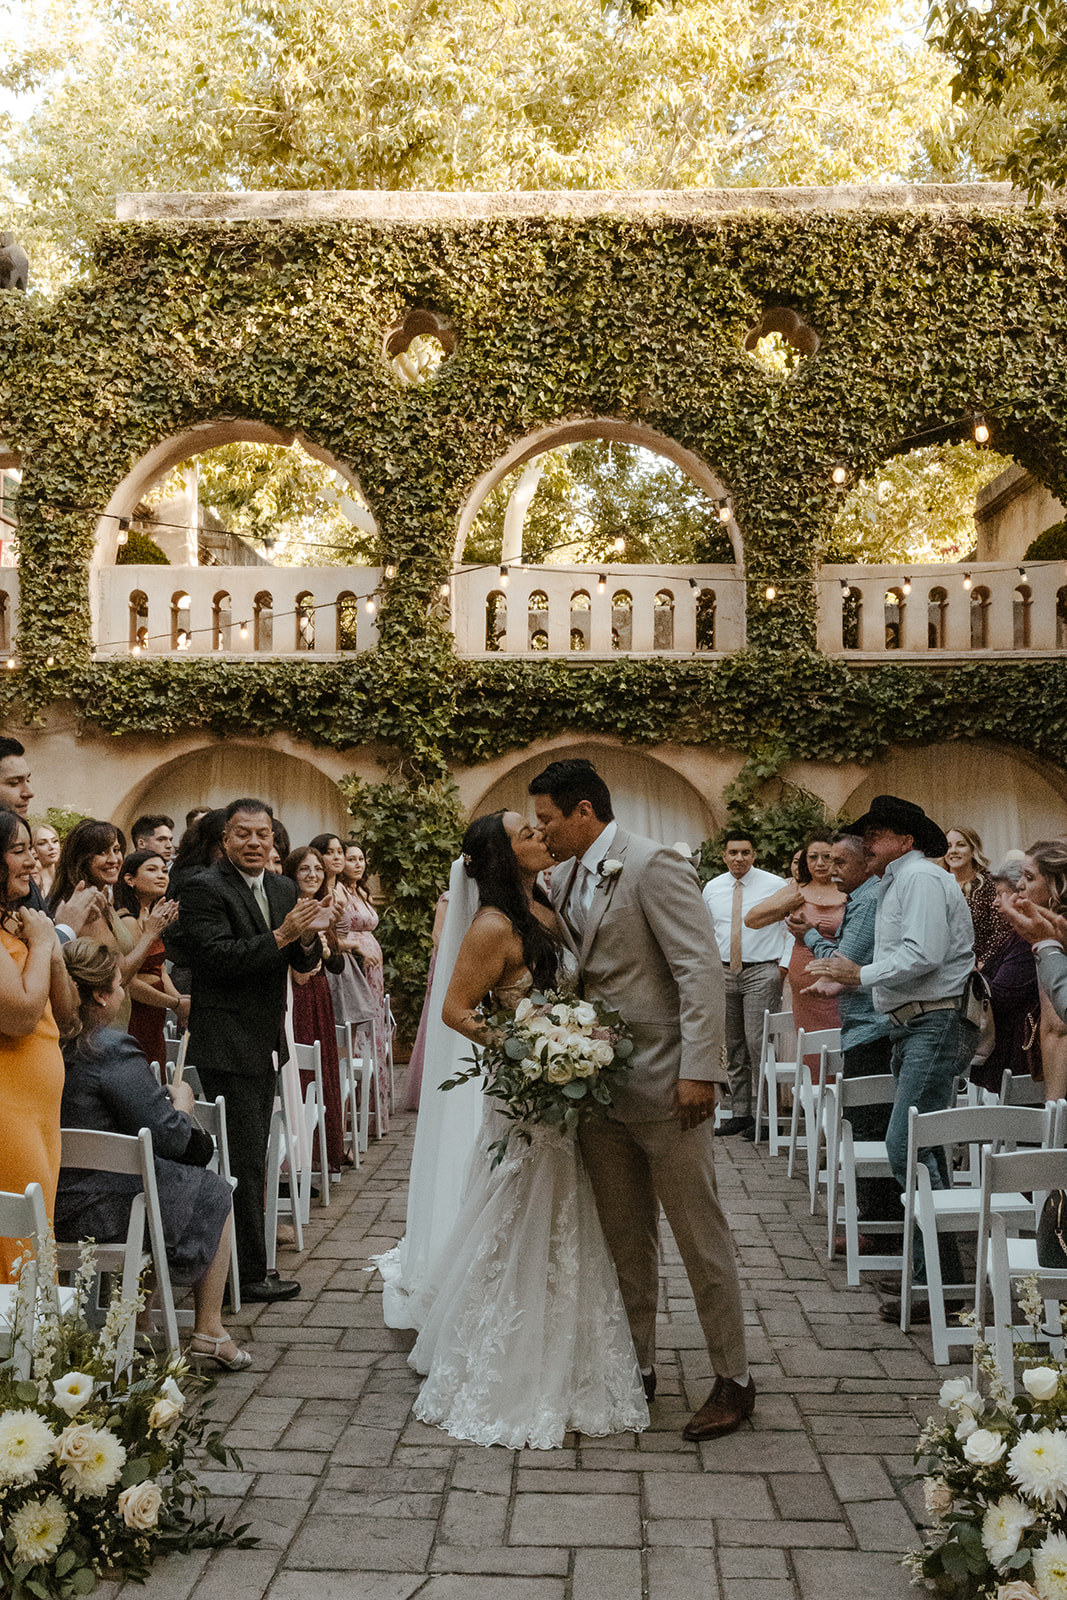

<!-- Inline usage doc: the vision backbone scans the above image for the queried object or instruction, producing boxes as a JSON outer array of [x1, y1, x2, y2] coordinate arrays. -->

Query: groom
[[530, 759, 753, 1441]]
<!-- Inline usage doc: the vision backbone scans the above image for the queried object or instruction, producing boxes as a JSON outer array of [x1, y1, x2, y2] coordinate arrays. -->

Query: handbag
[[1037, 1189, 1067, 1270]]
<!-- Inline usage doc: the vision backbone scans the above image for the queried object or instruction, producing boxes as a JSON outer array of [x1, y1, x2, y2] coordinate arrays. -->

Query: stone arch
[[841, 739, 1067, 869], [117, 740, 352, 849], [452, 418, 742, 566], [93, 419, 377, 567], [464, 737, 716, 848]]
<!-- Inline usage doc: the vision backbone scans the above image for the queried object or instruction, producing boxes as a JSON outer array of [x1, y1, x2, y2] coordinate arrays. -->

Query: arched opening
[[528, 589, 548, 650], [611, 590, 632, 652], [295, 591, 315, 651], [970, 585, 992, 649], [254, 590, 273, 652], [695, 588, 716, 651], [454, 419, 741, 569], [128, 590, 148, 653], [654, 589, 675, 650], [928, 586, 948, 649], [212, 590, 232, 652], [884, 586, 905, 650], [337, 592, 359, 652], [485, 589, 506, 652], [569, 590, 591, 652], [1014, 583, 1033, 649], [170, 591, 191, 651], [842, 586, 861, 650]]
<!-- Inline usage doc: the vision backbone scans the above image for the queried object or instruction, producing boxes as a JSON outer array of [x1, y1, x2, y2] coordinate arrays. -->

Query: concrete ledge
[[115, 183, 1023, 224]]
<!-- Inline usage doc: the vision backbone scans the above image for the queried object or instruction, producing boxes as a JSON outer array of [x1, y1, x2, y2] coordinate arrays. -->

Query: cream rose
[[1023, 1367, 1060, 1402], [546, 1061, 572, 1085], [964, 1428, 1008, 1466], [997, 1582, 1041, 1600], [118, 1480, 163, 1530], [923, 1478, 953, 1515], [148, 1395, 182, 1430]]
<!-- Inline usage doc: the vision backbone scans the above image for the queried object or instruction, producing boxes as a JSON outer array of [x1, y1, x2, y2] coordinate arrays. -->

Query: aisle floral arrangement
[[0, 1240, 252, 1599], [442, 990, 634, 1165], [909, 1281, 1067, 1599]]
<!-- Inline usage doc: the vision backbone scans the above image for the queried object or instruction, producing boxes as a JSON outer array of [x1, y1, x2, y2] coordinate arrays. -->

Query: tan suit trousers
[[579, 1115, 747, 1379]]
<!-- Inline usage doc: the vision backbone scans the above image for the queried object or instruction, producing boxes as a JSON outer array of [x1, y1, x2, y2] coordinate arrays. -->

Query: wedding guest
[[164, 808, 227, 996], [969, 859, 1041, 1094], [49, 819, 176, 1032], [185, 806, 210, 832], [0, 808, 77, 1280], [115, 849, 187, 1067], [315, 832, 388, 1126], [272, 818, 291, 864], [32, 823, 61, 899], [945, 825, 1009, 967], [403, 888, 450, 1112], [747, 833, 846, 1059], [1010, 840, 1067, 1101], [0, 736, 33, 819], [283, 845, 347, 1174], [57, 938, 248, 1371], [130, 813, 175, 861], [702, 831, 789, 1137]]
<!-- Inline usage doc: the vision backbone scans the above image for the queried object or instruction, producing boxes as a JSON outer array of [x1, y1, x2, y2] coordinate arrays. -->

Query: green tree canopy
[[2, 0, 954, 276], [826, 441, 1012, 565]]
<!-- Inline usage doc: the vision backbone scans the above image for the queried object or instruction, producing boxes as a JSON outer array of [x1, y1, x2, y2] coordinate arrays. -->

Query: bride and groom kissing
[[384, 757, 753, 1450]]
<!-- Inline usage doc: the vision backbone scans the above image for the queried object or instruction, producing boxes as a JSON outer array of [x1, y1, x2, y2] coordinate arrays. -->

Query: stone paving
[[101, 1089, 952, 1600]]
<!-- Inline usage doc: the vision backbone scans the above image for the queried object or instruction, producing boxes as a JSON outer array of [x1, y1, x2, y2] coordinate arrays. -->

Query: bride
[[407, 809, 648, 1450]]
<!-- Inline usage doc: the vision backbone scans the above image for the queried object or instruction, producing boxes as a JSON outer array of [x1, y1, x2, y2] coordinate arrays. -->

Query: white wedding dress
[[408, 974, 649, 1450]]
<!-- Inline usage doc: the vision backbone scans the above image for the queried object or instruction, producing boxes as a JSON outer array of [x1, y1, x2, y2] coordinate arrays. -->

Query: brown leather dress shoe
[[682, 1376, 756, 1441]]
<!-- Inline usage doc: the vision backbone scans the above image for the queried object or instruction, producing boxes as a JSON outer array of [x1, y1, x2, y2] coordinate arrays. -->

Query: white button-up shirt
[[566, 820, 618, 930], [859, 849, 975, 1013], [702, 865, 790, 966]]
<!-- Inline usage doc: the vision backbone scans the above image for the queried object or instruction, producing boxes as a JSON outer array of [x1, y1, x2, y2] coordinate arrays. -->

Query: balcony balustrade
[[817, 561, 1067, 657], [449, 563, 745, 656]]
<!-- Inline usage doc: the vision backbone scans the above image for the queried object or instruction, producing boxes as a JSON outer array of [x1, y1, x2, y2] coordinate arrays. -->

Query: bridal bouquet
[[442, 990, 634, 1165], [908, 1282, 1067, 1599], [0, 1240, 253, 1598]]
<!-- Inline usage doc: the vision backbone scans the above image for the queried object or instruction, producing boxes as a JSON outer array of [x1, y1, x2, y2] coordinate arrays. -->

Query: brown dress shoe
[[682, 1376, 756, 1441]]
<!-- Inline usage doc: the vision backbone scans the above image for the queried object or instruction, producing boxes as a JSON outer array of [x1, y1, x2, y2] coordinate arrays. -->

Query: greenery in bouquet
[[0, 1241, 253, 1599], [441, 990, 634, 1165], [909, 1283, 1067, 1600]]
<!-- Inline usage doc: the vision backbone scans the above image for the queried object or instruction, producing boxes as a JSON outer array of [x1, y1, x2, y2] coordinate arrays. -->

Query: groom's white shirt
[[565, 819, 618, 929]]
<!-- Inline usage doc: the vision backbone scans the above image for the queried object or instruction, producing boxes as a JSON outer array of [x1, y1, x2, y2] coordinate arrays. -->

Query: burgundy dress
[[788, 896, 846, 1072], [292, 966, 345, 1173], [127, 935, 167, 1070]]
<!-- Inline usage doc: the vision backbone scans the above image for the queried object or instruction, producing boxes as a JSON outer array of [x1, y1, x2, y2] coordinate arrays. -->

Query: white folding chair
[[383, 994, 397, 1111], [56, 1127, 180, 1369], [752, 1009, 797, 1156], [825, 1071, 901, 1285], [294, 1039, 330, 1208], [192, 1094, 241, 1314], [901, 1101, 1056, 1365], [335, 1021, 361, 1169], [0, 1183, 75, 1378], [265, 1100, 304, 1268], [786, 1027, 841, 1209], [976, 1144, 1067, 1388], [350, 1015, 383, 1145], [999, 1069, 1048, 1107]]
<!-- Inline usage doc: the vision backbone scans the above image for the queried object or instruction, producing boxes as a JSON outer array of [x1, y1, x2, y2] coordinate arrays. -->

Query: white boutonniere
[[598, 859, 624, 889]]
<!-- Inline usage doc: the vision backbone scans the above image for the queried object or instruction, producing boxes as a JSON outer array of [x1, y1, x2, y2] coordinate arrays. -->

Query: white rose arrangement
[[442, 989, 634, 1164], [909, 1297, 1067, 1599], [0, 1238, 254, 1597]]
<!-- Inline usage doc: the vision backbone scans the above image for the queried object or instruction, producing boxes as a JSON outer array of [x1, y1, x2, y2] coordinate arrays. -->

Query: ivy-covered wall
[[2, 193, 1067, 780]]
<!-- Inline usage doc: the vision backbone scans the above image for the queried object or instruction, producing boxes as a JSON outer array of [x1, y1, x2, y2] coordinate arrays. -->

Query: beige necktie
[[729, 877, 744, 974], [568, 862, 589, 940], [251, 876, 271, 928]]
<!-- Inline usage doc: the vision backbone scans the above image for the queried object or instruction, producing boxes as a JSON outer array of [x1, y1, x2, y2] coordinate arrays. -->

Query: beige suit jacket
[[551, 827, 726, 1122]]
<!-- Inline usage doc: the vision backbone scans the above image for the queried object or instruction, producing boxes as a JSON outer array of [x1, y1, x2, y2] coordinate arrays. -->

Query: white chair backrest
[[61, 1126, 145, 1176], [835, 1073, 896, 1112], [999, 1069, 1048, 1107], [910, 1101, 1054, 1156], [0, 1182, 51, 1282]]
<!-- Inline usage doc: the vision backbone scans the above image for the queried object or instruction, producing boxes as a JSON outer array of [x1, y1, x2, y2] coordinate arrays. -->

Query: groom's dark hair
[[528, 759, 614, 822]]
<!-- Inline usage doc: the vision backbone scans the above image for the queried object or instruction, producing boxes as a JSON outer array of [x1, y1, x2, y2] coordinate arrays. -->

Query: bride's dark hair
[[462, 811, 558, 991]]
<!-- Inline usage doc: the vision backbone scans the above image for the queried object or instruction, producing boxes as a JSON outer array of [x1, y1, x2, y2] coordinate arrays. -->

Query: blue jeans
[[884, 1006, 977, 1284]]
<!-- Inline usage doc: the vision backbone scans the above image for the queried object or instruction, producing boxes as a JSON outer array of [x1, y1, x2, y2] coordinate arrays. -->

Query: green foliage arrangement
[[1025, 520, 1067, 562], [339, 775, 466, 1027], [115, 532, 168, 566]]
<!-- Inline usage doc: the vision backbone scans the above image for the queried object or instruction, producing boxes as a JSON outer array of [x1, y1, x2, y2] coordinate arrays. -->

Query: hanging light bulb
[[831, 462, 849, 487], [597, 574, 607, 594], [688, 578, 700, 591], [384, 562, 397, 580], [45, 655, 54, 667], [131, 643, 141, 656], [963, 571, 972, 590], [5, 656, 14, 670], [499, 565, 509, 587], [439, 582, 451, 599], [902, 576, 912, 596], [839, 579, 849, 596], [239, 621, 249, 639], [613, 536, 625, 554], [717, 498, 732, 524], [765, 585, 776, 601], [365, 595, 377, 615], [973, 415, 990, 444], [1019, 566, 1028, 582]]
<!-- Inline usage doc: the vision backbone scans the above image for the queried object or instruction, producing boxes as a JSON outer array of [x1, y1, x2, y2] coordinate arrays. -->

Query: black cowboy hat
[[845, 794, 948, 859]]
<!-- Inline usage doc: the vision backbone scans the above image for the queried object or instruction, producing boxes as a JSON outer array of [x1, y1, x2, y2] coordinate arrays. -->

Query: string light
[[973, 414, 990, 444], [688, 578, 700, 591], [839, 579, 850, 595], [438, 582, 450, 599], [963, 571, 972, 590], [613, 536, 625, 553], [716, 498, 732, 524], [384, 562, 397, 580], [499, 565, 509, 587], [1019, 566, 1028, 582], [117, 515, 129, 547], [597, 574, 607, 594], [239, 621, 249, 638], [5, 656, 14, 670], [364, 595, 376, 614], [831, 462, 849, 487], [902, 576, 912, 596], [765, 585, 776, 601], [45, 655, 54, 666]]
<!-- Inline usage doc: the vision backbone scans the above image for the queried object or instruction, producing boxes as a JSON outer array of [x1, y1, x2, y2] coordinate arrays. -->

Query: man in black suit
[[179, 797, 323, 1301]]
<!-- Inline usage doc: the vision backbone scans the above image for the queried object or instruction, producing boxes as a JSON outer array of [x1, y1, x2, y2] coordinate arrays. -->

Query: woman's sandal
[[189, 1332, 252, 1372]]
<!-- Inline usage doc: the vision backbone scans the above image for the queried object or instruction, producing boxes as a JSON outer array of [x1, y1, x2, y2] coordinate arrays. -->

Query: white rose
[[546, 1061, 571, 1084], [1024, 1367, 1060, 1402], [148, 1396, 182, 1430], [118, 1480, 162, 1530], [923, 1478, 953, 1515], [956, 1411, 980, 1441], [964, 1428, 1008, 1466], [940, 1377, 974, 1410], [601, 859, 623, 876], [590, 1039, 615, 1067], [52, 1372, 94, 1417], [996, 1581, 1042, 1599], [571, 1002, 597, 1027], [514, 997, 535, 1024], [160, 1377, 184, 1410]]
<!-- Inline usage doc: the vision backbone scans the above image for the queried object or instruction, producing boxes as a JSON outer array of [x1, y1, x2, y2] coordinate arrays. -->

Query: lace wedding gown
[[408, 976, 649, 1450]]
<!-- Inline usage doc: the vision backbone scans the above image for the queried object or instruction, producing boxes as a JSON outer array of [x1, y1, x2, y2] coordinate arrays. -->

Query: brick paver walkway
[[101, 1097, 947, 1600]]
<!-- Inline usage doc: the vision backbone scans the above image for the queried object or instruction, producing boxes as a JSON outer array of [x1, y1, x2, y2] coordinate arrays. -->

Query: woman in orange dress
[[0, 810, 78, 1280]]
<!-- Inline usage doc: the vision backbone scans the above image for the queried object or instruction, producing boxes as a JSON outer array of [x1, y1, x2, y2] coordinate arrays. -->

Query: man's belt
[[723, 959, 778, 970], [887, 995, 963, 1026]]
